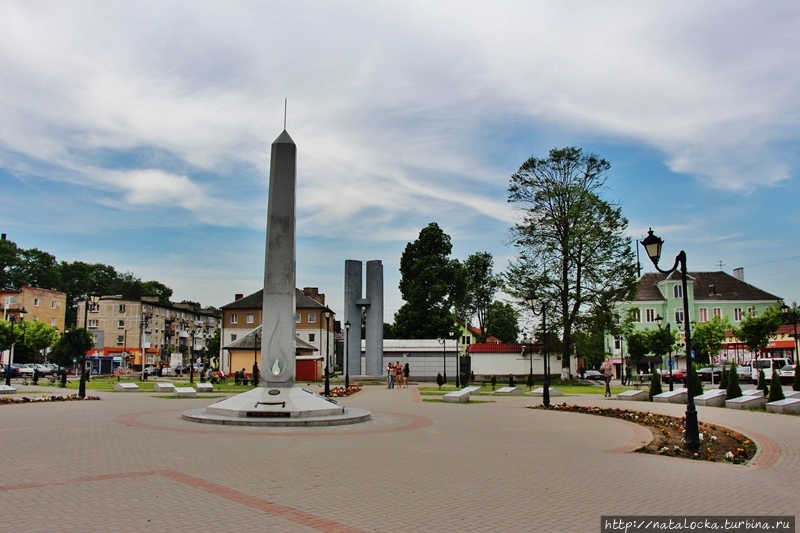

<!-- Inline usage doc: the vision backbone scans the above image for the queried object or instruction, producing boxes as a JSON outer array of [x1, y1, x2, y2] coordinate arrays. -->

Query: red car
[[659, 368, 686, 383]]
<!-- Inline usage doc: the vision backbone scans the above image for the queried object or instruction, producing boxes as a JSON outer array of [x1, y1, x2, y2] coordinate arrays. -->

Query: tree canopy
[[394, 223, 466, 339], [691, 315, 730, 364], [505, 147, 638, 377], [736, 305, 783, 356]]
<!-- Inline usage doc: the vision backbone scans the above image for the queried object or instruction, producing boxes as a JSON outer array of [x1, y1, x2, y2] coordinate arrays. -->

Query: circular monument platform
[[182, 386, 371, 427]]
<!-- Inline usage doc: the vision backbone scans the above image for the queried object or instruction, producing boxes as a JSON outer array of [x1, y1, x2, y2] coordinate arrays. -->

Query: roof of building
[[635, 271, 780, 302], [224, 325, 317, 351], [221, 288, 328, 310], [467, 342, 543, 354]]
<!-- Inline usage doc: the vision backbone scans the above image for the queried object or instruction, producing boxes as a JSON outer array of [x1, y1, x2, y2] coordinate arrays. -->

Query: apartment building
[[1, 286, 67, 332], [77, 296, 220, 372]]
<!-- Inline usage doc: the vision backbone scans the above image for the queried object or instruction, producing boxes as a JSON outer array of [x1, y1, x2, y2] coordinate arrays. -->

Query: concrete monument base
[[182, 387, 371, 427]]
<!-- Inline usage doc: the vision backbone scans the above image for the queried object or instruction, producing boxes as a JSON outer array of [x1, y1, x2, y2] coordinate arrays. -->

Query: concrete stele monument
[[262, 130, 297, 387], [182, 127, 369, 426]]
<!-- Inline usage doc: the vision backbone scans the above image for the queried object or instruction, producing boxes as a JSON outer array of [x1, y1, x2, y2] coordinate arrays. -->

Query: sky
[[1, 1, 799, 323]]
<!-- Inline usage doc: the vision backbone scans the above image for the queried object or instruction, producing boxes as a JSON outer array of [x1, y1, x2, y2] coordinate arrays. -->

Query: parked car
[[16, 364, 34, 376], [582, 370, 603, 381], [1, 364, 21, 378], [778, 365, 796, 385], [658, 368, 686, 383], [33, 364, 54, 375], [143, 366, 159, 376], [697, 366, 723, 382]]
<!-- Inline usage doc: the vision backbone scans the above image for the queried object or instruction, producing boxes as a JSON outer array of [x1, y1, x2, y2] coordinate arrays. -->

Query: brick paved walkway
[[1, 384, 798, 532]]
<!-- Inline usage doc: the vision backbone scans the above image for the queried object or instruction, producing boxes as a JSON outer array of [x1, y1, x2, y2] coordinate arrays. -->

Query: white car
[[778, 365, 796, 385], [16, 364, 34, 376]]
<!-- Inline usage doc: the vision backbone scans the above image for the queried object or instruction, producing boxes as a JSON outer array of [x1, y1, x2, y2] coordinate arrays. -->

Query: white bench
[[530, 387, 563, 397], [443, 389, 473, 403], [744, 389, 765, 397], [766, 398, 800, 414], [616, 390, 649, 401], [0, 384, 17, 395], [153, 382, 176, 392], [653, 388, 688, 404], [174, 387, 197, 398], [495, 386, 524, 395], [196, 383, 213, 393], [695, 389, 726, 407], [725, 395, 767, 410], [113, 383, 139, 392]]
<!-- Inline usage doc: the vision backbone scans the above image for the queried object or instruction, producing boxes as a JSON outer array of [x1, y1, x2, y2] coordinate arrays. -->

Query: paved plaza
[[1, 383, 798, 532]]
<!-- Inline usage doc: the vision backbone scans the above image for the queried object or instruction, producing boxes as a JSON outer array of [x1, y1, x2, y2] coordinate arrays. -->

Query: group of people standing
[[387, 361, 409, 388]]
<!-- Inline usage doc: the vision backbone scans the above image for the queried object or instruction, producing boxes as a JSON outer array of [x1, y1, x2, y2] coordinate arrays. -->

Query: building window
[[631, 308, 641, 322], [308, 312, 316, 324], [308, 333, 316, 342], [614, 335, 621, 350], [747, 306, 757, 315], [734, 308, 744, 322], [52, 301, 58, 309], [88, 319, 98, 329], [246, 314, 254, 324], [645, 309, 656, 323], [89, 303, 99, 312], [34, 298, 40, 307], [713, 308, 722, 318], [231, 314, 238, 324], [118, 320, 125, 328], [50, 318, 56, 326], [295, 314, 301, 323], [231, 334, 237, 341], [673, 285, 682, 299], [117, 336, 124, 344], [698, 308, 708, 322], [674, 308, 684, 324], [119, 304, 126, 313]]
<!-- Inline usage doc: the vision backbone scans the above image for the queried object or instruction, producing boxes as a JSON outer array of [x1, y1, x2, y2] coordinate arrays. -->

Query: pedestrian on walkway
[[624, 358, 632, 386], [403, 362, 410, 388], [394, 361, 403, 389], [601, 356, 614, 397], [387, 362, 395, 388]]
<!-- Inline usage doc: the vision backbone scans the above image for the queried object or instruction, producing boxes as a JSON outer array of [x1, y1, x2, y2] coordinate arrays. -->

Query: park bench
[[632, 375, 652, 390]]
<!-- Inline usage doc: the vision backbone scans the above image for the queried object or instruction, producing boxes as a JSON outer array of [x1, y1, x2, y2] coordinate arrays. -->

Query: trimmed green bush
[[436, 372, 444, 390], [691, 364, 703, 396], [794, 365, 800, 392], [757, 369, 768, 396], [490, 375, 497, 390], [768, 370, 785, 402], [648, 369, 663, 401], [527, 373, 534, 390], [726, 362, 743, 400], [719, 365, 729, 390]]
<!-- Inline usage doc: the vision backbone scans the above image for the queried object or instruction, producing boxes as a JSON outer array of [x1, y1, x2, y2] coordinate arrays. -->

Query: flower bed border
[[532, 403, 755, 464], [1, 394, 102, 404]]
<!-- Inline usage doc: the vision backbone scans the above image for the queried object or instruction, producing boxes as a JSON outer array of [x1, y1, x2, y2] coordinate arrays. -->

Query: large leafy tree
[[735, 305, 784, 358], [485, 300, 519, 343], [8, 248, 60, 289], [49, 327, 93, 369], [455, 252, 499, 342], [692, 315, 730, 364], [16, 320, 60, 364], [506, 147, 638, 378], [394, 223, 466, 339]]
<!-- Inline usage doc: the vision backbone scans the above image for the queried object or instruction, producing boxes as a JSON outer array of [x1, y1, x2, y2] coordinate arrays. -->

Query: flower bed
[[0, 394, 102, 404], [533, 403, 755, 464], [327, 385, 363, 397]]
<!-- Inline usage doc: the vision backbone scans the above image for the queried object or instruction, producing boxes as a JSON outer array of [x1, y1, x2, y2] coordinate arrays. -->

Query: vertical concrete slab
[[365, 260, 384, 377], [344, 260, 363, 377]]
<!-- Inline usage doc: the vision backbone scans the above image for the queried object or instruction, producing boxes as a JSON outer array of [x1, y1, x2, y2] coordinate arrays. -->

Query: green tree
[[625, 330, 650, 367], [49, 327, 93, 369], [0, 319, 16, 351], [0, 237, 19, 288], [8, 247, 60, 289], [692, 315, 731, 365], [735, 306, 784, 360], [506, 147, 638, 378], [394, 223, 465, 338], [456, 252, 499, 342], [757, 369, 768, 396], [18, 320, 60, 363], [768, 370, 785, 402], [485, 301, 519, 343], [719, 363, 729, 390], [649, 368, 663, 401], [726, 362, 743, 399]]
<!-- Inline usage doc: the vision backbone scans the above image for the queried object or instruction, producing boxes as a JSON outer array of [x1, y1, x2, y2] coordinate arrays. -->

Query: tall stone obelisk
[[261, 130, 296, 387]]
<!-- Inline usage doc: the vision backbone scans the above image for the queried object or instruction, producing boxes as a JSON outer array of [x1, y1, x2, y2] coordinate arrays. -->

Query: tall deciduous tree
[[18, 320, 60, 363], [394, 223, 465, 339], [456, 252, 499, 342], [506, 147, 638, 378], [735, 306, 783, 359], [692, 315, 730, 364], [48, 327, 93, 369], [485, 300, 519, 343]]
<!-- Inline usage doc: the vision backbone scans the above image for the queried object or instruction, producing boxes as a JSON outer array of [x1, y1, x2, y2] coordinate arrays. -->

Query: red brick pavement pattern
[[1, 383, 799, 532]]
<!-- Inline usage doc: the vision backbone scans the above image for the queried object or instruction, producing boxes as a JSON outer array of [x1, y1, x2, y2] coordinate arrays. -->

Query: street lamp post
[[451, 330, 459, 387], [344, 321, 351, 389], [437, 337, 447, 383], [655, 315, 674, 392], [526, 293, 550, 407], [781, 303, 799, 365], [641, 228, 700, 453], [80, 292, 102, 398], [253, 330, 260, 387], [188, 328, 196, 384], [324, 310, 331, 396]]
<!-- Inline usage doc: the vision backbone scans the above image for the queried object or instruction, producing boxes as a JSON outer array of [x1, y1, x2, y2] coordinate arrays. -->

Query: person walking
[[394, 361, 403, 389], [601, 356, 614, 397], [387, 362, 395, 389], [403, 362, 410, 388]]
